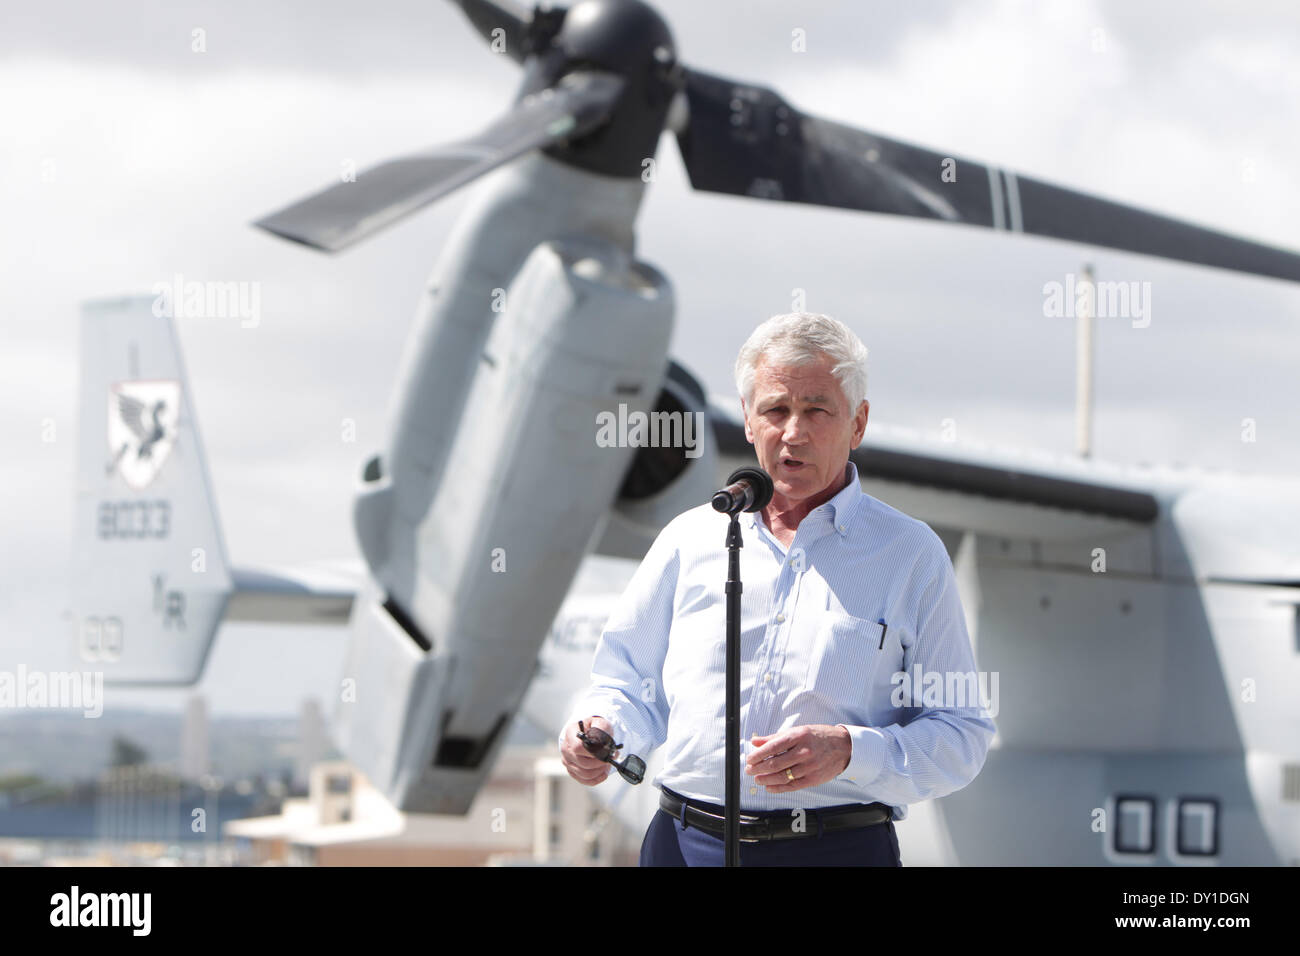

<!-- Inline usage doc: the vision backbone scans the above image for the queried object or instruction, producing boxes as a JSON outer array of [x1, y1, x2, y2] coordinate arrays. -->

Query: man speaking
[[559, 312, 995, 865]]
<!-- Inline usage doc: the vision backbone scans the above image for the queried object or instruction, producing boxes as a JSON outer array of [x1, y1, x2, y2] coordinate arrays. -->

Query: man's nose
[[782, 413, 809, 444]]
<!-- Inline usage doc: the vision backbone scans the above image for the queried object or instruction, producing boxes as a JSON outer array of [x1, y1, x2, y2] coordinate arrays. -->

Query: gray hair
[[734, 312, 869, 408]]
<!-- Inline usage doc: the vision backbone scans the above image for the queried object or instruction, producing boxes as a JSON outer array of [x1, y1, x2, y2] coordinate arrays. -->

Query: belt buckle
[[737, 812, 770, 843]]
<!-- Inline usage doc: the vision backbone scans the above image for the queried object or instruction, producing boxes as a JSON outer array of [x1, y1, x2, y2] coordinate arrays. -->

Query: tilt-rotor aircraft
[[72, 0, 1300, 864]]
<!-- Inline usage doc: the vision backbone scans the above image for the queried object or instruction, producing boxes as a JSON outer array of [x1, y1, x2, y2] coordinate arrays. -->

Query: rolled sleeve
[[837, 724, 889, 786], [562, 695, 656, 763], [559, 520, 680, 761]]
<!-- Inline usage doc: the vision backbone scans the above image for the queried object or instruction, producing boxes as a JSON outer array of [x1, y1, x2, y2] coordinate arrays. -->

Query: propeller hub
[[551, 0, 675, 73], [518, 0, 681, 179]]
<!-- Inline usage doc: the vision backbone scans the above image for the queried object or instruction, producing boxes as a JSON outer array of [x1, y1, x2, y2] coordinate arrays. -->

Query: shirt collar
[[748, 460, 862, 538]]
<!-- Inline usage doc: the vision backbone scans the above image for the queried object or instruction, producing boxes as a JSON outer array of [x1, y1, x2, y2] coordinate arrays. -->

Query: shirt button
[[750, 787, 757, 795], [837, 524, 846, 533], [764, 673, 771, 682], [776, 613, 785, 623]]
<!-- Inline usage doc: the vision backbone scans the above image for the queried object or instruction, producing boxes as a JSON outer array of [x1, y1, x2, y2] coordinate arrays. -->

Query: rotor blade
[[255, 70, 625, 252], [448, 0, 533, 64], [676, 68, 1300, 283]]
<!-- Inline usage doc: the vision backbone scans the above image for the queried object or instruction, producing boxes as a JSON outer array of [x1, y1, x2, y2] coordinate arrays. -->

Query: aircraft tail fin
[[71, 296, 233, 683]]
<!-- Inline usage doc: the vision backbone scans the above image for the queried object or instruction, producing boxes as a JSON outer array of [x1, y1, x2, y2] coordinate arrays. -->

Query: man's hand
[[559, 716, 616, 786], [745, 724, 851, 793]]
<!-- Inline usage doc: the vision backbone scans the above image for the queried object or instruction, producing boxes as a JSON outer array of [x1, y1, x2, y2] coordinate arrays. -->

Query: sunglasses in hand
[[577, 720, 646, 785]]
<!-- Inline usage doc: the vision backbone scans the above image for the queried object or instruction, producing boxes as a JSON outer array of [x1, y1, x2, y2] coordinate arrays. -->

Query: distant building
[[225, 745, 639, 866], [94, 763, 184, 845], [293, 698, 329, 791], [530, 757, 636, 866], [179, 695, 208, 782]]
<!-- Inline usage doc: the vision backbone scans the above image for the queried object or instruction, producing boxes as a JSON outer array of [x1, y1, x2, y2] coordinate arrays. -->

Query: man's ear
[[853, 400, 869, 445], [741, 397, 755, 444]]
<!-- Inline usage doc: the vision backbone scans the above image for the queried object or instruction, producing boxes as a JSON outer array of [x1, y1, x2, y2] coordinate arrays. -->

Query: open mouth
[[781, 457, 805, 470]]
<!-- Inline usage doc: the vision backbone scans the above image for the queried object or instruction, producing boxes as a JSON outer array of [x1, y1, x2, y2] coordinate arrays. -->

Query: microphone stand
[[712, 465, 772, 868], [724, 511, 743, 867]]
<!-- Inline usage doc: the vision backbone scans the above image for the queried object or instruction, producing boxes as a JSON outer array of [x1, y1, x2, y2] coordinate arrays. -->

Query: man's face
[[741, 353, 868, 508]]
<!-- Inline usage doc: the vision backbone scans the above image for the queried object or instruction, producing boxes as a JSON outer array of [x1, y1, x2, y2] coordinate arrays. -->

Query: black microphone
[[711, 466, 774, 515]]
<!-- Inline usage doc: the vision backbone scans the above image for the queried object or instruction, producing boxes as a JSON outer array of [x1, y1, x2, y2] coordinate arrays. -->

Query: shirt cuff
[[837, 724, 889, 788]]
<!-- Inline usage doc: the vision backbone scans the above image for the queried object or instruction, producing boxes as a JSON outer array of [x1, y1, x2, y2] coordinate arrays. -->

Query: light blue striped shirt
[[567, 461, 995, 821]]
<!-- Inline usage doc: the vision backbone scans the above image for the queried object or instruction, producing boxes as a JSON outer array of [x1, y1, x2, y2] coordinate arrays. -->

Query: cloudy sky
[[3, 0, 1299, 721]]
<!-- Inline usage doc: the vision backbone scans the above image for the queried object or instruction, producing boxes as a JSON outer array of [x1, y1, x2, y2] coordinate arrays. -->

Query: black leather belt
[[659, 787, 891, 843]]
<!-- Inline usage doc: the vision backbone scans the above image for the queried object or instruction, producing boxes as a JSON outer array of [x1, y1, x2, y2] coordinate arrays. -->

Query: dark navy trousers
[[639, 807, 902, 866]]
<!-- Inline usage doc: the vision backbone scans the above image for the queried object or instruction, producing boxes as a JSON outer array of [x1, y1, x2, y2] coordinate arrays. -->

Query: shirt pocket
[[803, 611, 887, 712]]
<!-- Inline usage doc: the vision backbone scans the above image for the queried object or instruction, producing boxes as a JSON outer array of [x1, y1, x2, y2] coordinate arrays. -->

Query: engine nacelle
[[335, 234, 674, 814], [593, 360, 721, 560]]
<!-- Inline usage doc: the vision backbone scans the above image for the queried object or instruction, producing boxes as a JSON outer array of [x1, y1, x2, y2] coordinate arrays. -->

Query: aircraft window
[[1114, 795, 1155, 854], [1176, 798, 1218, 856], [1284, 765, 1300, 803]]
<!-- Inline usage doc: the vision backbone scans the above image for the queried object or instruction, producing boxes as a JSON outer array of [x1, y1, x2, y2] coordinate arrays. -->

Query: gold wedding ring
[[785, 768, 795, 782]]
